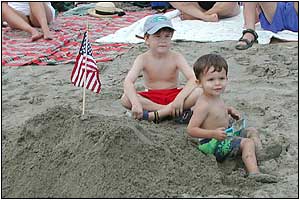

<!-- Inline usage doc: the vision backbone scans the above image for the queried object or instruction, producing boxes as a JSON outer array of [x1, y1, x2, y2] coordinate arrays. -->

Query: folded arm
[[123, 55, 144, 119]]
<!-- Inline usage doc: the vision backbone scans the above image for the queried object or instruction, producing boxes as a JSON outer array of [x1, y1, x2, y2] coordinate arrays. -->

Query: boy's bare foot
[[248, 173, 278, 183]]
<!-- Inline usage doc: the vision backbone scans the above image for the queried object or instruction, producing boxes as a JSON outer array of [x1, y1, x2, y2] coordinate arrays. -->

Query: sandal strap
[[154, 111, 160, 124], [242, 28, 258, 40], [238, 38, 251, 45]]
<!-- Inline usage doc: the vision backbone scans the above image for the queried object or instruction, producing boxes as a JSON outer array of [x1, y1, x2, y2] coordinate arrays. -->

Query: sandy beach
[[2, 40, 298, 198]]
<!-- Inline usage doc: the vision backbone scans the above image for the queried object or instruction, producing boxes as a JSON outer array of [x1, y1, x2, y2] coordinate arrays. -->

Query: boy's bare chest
[[144, 62, 177, 79], [206, 102, 229, 128]]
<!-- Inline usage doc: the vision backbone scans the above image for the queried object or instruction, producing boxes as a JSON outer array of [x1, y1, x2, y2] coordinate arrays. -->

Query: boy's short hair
[[193, 54, 228, 80], [143, 14, 175, 36]]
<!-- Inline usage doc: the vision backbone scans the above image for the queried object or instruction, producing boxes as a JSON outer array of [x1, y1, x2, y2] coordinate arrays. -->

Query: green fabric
[[51, 2, 75, 13], [198, 129, 242, 155], [215, 137, 234, 156], [62, 3, 96, 16], [198, 139, 218, 155]]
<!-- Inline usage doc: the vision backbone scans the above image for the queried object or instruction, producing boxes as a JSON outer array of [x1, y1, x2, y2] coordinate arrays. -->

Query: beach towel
[[96, 8, 298, 44], [2, 10, 153, 67]]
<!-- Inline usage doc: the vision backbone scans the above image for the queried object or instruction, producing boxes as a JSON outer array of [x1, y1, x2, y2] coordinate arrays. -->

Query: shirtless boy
[[187, 54, 277, 182], [121, 14, 201, 123]]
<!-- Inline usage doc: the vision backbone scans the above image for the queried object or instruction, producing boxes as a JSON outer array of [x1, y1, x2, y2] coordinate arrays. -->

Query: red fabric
[[2, 11, 153, 66], [138, 88, 183, 105]]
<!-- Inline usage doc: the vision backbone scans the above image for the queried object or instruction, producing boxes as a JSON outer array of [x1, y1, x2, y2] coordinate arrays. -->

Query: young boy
[[121, 14, 201, 123], [187, 54, 277, 183]]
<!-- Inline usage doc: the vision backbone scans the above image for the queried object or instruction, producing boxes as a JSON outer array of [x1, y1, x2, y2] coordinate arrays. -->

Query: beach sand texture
[[2, 41, 298, 198]]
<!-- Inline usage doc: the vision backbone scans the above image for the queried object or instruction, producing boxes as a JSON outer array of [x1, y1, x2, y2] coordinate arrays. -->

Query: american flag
[[71, 31, 101, 94]]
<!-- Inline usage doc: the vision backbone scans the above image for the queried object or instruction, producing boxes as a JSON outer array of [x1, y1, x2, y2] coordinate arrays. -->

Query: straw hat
[[88, 2, 125, 18]]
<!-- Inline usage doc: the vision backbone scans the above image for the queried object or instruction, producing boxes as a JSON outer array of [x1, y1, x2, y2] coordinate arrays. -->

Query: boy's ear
[[195, 79, 202, 87], [144, 35, 150, 45]]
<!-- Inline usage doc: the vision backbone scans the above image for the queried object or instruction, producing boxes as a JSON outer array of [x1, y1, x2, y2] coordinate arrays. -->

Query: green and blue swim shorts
[[198, 128, 247, 163]]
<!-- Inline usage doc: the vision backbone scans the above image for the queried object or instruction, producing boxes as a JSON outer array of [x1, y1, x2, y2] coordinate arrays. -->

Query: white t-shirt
[[8, 2, 55, 20]]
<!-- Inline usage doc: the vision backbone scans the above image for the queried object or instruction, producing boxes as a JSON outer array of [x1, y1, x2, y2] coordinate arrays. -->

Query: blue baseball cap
[[143, 14, 175, 35]]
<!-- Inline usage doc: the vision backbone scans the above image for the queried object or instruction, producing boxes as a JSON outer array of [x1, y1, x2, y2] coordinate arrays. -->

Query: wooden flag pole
[[82, 20, 89, 116]]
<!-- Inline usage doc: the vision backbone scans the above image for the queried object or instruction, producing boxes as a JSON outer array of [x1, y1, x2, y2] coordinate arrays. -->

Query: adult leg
[[205, 2, 240, 19], [1, 2, 43, 41], [28, 2, 54, 40], [257, 2, 277, 24], [169, 2, 218, 22], [235, 2, 259, 49], [294, 2, 299, 15]]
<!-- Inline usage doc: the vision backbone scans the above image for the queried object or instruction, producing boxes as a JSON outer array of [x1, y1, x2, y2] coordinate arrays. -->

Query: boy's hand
[[131, 103, 143, 120], [213, 128, 227, 141], [171, 98, 184, 117], [230, 111, 240, 120], [228, 107, 240, 120]]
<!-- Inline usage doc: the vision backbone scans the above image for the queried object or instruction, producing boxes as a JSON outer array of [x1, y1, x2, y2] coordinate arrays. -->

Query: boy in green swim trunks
[[121, 14, 201, 123], [187, 54, 277, 182]]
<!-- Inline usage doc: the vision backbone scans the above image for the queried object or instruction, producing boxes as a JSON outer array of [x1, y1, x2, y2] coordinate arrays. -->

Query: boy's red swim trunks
[[138, 88, 182, 105]]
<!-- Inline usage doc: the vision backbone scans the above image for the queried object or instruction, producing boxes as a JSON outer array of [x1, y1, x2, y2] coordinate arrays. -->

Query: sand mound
[[3, 105, 264, 198]]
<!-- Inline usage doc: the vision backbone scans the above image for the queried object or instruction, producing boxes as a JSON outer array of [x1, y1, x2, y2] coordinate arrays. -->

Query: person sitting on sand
[[236, 2, 299, 50], [169, 2, 240, 22], [2, 2, 55, 41], [121, 14, 201, 124], [187, 54, 278, 183]]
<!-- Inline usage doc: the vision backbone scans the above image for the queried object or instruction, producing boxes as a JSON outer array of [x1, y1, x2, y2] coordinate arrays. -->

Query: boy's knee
[[241, 138, 255, 148], [246, 127, 259, 138], [241, 138, 256, 161]]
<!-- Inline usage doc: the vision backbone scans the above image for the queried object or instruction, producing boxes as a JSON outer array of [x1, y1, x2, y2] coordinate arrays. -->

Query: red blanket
[[2, 11, 153, 66]]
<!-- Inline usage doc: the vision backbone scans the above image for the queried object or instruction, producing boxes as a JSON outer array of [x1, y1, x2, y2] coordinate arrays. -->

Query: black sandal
[[235, 29, 258, 50], [174, 109, 193, 124]]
